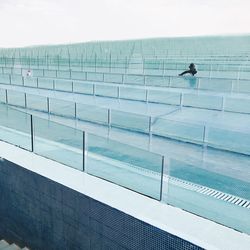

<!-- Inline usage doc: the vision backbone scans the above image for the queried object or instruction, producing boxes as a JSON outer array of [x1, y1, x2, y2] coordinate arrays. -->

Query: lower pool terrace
[[0, 101, 250, 236]]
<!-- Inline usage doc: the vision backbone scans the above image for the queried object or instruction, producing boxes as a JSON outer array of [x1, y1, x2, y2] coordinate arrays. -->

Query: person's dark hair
[[189, 63, 195, 69]]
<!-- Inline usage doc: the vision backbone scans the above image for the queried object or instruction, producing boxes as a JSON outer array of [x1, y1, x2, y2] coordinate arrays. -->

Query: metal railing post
[[30, 115, 34, 152], [159, 156, 164, 201], [83, 131, 86, 172]]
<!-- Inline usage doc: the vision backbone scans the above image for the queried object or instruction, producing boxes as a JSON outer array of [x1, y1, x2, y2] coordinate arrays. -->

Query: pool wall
[[0, 158, 202, 250]]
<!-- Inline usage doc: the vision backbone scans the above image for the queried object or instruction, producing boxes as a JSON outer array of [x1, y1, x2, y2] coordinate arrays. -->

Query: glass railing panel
[[148, 90, 181, 105], [239, 71, 250, 80], [152, 118, 204, 144], [12, 68, 22, 75], [119, 86, 146, 101], [71, 71, 87, 80], [164, 158, 250, 235], [3, 68, 11, 74], [0, 89, 6, 103], [0, 74, 10, 84], [55, 79, 73, 92], [144, 69, 163, 75], [0, 104, 32, 150], [145, 76, 169, 87], [95, 84, 118, 98], [10, 75, 23, 86], [183, 93, 223, 110], [7, 90, 25, 107], [196, 70, 210, 77], [59, 65, 70, 71], [237, 80, 250, 93], [111, 110, 150, 133], [33, 116, 83, 170], [96, 66, 110, 73], [49, 98, 75, 118], [23, 76, 37, 88], [206, 126, 250, 155], [224, 97, 250, 114], [170, 76, 198, 89], [124, 74, 144, 85], [37, 78, 54, 89], [73, 81, 93, 95], [26, 94, 48, 112], [199, 78, 232, 92], [110, 67, 126, 74], [57, 70, 71, 79], [31, 69, 44, 77], [127, 68, 143, 75], [211, 71, 237, 79], [76, 103, 108, 125], [44, 69, 56, 78], [86, 133, 163, 200], [86, 72, 103, 82], [104, 73, 123, 83], [164, 69, 179, 76]]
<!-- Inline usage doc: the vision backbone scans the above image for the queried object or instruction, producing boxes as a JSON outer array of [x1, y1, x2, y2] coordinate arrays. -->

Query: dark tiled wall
[[0, 158, 203, 250]]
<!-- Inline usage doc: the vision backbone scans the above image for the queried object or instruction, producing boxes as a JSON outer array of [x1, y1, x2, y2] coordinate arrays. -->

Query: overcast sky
[[0, 0, 250, 48]]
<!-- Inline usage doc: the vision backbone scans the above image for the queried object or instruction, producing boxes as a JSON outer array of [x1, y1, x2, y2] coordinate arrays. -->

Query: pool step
[[0, 240, 29, 250], [169, 176, 250, 209]]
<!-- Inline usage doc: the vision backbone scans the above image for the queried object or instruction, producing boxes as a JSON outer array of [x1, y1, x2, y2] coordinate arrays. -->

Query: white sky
[[0, 0, 250, 48]]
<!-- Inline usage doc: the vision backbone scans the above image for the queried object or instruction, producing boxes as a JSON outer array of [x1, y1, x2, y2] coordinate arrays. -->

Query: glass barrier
[[145, 76, 169, 87], [73, 81, 94, 95], [199, 78, 232, 92], [152, 117, 204, 144], [211, 71, 237, 79], [170, 76, 198, 89], [49, 98, 75, 118], [57, 70, 71, 79], [55, 79, 73, 92], [23, 76, 37, 88], [206, 126, 250, 155], [7, 90, 25, 107], [124, 74, 144, 85], [183, 93, 223, 110], [119, 86, 146, 101], [71, 71, 87, 80], [104, 73, 123, 83], [0, 89, 6, 103], [86, 133, 163, 200], [26, 94, 48, 112], [76, 103, 108, 125], [10, 75, 23, 86], [44, 69, 57, 78], [12, 68, 22, 75], [148, 90, 181, 105], [164, 158, 250, 235], [33, 116, 83, 170], [95, 84, 118, 98], [86, 72, 103, 82], [0, 104, 32, 150], [111, 110, 150, 133], [235, 80, 250, 93], [31, 69, 44, 77], [37, 77, 54, 89], [3, 68, 12, 74], [224, 97, 250, 114], [0, 74, 10, 84]]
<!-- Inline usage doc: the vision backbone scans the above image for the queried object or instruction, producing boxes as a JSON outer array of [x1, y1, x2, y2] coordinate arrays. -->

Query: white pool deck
[[0, 140, 250, 250]]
